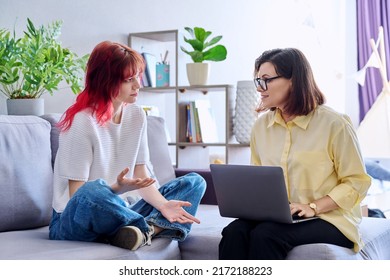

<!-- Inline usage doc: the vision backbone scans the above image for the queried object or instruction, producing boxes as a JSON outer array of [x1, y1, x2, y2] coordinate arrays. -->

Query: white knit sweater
[[52, 104, 148, 213]]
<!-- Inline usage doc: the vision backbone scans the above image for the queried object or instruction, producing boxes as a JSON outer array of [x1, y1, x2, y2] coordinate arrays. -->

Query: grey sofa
[[1, 114, 390, 260]]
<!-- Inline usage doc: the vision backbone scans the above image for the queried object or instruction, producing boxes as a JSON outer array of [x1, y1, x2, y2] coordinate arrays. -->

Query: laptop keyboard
[[292, 213, 305, 220]]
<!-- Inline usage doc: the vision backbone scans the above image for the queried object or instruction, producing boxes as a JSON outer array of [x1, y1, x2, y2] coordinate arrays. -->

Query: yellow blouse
[[250, 105, 371, 252]]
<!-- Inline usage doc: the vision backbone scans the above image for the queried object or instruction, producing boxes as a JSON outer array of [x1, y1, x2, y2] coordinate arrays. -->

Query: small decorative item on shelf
[[210, 154, 225, 164], [0, 18, 88, 116], [180, 27, 227, 86], [233, 80, 260, 144], [156, 50, 169, 87]]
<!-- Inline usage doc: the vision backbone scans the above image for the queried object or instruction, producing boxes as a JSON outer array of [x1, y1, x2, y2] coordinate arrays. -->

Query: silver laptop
[[210, 164, 318, 224]]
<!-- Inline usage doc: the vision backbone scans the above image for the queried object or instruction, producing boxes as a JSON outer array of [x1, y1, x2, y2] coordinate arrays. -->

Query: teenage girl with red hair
[[49, 41, 206, 250]]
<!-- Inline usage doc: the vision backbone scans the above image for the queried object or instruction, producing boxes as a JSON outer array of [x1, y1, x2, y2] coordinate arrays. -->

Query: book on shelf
[[194, 99, 218, 143], [186, 103, 193, 143], [140, 53, 149, 87], [141, 52, 156, 87], [193, 102, 202, 143], [140, 69, 149, 87], [189, 101, 202, 143], [186, 100, 218, 144]]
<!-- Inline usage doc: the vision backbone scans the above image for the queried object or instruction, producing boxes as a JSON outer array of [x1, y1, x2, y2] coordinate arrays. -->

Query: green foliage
[[180, 27, 227, 63], [0, 18, 89, 99]]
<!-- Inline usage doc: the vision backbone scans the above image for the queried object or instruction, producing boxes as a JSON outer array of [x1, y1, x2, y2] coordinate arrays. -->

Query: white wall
[[0, 0, 359, 124]]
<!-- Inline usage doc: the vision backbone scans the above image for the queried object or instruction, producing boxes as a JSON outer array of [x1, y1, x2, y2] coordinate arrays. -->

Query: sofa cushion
[[182, 205, 390, 260], [40, 114, 61, 167], [365, 159, 390, 181], [146, 116, 176, 185], [0, 226, 181, 260], [286, 217, 390, 259], [0, 115, 53, 232], [180, 204, 233, 259]]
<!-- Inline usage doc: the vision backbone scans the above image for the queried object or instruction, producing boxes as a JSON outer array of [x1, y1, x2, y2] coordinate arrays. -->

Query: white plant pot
[[6, 98, 44, 116], [233, 80, 260, 144], [186, 63, 210, 86]]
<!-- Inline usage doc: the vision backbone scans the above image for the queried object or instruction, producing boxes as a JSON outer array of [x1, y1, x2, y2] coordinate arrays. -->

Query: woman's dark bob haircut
[[254, 48, 325, 115]]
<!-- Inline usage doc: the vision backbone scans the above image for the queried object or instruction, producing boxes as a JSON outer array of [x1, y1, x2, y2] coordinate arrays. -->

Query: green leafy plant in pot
[[180, 27, 227, 86], [0, 18, 89, 115]]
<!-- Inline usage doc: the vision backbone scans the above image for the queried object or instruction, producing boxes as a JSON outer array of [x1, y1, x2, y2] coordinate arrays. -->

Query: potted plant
[[180, 26, 227, 85], [0, 18, 88, 115]]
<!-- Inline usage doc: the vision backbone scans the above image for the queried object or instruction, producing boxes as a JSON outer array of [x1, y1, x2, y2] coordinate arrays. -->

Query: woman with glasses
[[49, 41, 206, 251], [219, 48, 371, 259]]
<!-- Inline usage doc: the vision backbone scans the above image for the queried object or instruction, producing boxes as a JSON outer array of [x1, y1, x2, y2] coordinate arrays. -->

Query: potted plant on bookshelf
[[180, 26, 227, 86], [0, 18, 88, 115]]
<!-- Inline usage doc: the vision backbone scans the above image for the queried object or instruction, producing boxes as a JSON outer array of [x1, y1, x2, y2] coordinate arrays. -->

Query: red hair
[[58, 41, 145, 131]]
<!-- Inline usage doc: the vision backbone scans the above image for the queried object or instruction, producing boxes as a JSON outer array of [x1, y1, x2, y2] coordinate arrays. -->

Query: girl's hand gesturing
[[160, 200, 200, 224], [114, 167, 155, 193]]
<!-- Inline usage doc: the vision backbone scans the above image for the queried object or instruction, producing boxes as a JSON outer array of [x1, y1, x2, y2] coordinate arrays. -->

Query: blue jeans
[[49, 172, 206, 242]]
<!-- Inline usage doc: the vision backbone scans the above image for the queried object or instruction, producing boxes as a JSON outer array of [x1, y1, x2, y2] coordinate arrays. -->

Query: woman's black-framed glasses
[[253, 76, 281, 91]]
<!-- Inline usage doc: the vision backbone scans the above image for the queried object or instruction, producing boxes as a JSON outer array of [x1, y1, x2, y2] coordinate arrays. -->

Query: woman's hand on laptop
[[290, 196, 338, 218], [290, 202, 316, 218]]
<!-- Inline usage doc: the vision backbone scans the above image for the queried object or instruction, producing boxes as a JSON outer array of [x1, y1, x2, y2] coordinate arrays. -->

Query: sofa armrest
[[175, 169, 217, 205]]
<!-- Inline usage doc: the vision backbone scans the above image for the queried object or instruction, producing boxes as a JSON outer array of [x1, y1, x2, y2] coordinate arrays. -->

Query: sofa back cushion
[[146, 116, 176, 185], [40, 114, 61, 167], [0, 115, 53, 232]]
